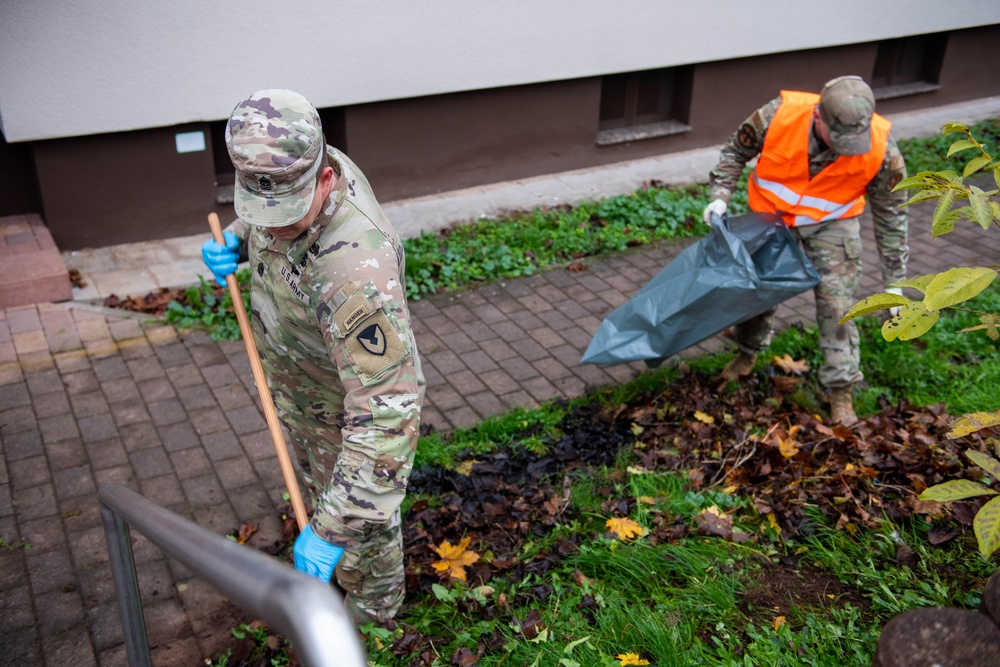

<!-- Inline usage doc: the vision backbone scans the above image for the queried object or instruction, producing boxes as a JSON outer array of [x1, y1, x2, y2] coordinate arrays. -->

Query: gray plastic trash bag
[[581, 212, 820, 366]]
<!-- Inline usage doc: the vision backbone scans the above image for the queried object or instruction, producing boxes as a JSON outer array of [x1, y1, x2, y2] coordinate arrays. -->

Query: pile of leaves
[[102, 286, 186, 315]]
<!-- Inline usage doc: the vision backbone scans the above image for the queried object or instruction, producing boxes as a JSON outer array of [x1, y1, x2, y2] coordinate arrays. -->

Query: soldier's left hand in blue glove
[[293, 524, 344, 583], [201, 231, 240, 285]]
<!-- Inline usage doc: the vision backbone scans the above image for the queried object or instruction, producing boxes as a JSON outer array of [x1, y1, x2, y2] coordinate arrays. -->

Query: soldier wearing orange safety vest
[[704, 76, 909, 426]]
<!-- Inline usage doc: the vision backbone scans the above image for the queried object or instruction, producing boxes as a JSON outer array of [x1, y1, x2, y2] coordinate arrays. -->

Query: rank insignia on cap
[[357, 323, 386, 356], [257, 175, 274, 192]]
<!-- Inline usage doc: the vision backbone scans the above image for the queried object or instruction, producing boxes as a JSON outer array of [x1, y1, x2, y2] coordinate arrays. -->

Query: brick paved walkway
[[0, 198, 995, 665]]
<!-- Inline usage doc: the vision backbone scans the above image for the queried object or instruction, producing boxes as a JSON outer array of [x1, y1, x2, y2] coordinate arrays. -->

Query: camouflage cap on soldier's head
[[818, 76, 875, 156], [226, 89, 325, 227]]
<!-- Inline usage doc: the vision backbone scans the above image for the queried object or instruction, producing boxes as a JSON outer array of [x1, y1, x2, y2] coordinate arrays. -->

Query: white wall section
[[2, 0, 998, 141]]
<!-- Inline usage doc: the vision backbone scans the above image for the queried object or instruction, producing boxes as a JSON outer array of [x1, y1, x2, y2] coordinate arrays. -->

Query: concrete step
[[0, 214, 72, 307]]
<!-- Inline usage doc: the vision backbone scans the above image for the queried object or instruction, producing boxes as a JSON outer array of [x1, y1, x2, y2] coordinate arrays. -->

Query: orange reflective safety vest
[[747, 90, 891, 227]]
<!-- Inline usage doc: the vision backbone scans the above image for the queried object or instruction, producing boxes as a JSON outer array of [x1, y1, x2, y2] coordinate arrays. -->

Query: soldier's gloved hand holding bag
[[703, 199, 728, 225]]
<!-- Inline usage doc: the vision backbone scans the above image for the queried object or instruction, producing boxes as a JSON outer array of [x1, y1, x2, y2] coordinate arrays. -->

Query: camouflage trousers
[[335, 507, 405, 626], [288, 436, 407, 626], [731, 216, 863, 389]]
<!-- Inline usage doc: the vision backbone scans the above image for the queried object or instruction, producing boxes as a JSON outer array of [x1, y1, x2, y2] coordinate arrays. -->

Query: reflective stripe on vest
[[750, 172, 860, 226], [747, 90, 891, 227]]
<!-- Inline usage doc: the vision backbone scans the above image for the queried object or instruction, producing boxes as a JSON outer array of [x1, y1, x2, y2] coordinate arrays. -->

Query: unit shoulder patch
[[345, 310, 408, 384], [738, 123, 757, 149]]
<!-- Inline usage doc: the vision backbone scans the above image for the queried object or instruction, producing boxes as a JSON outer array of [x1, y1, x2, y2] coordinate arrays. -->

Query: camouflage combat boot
[[829, 386, 857, 426], [719, 351, 757, 382]]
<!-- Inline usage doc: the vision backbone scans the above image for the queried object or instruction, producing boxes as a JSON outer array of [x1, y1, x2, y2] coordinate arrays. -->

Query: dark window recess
[[871, 33, 948, 100], [317, 107, 347, 153], [597, 67, 693, 145]]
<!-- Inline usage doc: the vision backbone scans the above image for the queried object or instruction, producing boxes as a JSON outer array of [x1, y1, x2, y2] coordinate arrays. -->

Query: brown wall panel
[[33, 124, 223, 250], [343, 80, 603, 202]]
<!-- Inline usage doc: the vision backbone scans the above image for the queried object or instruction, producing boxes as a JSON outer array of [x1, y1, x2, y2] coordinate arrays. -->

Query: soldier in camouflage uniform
[[202, 89, 423, 625], [704, 76, 908, 425]]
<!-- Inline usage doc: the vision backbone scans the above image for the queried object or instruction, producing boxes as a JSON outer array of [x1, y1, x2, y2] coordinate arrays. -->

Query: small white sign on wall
[[175, 131, 206, 153]]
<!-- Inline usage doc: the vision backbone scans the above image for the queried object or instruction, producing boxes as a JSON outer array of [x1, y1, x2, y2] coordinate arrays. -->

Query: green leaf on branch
[[931, 207, 963, 237], [946, 139, 979, 157], [941, 121, 970, 135], [919, 479, 996, 502], [839, 292, 911, 323], [966, 450, 1000, 482], [948, 410, 1000, 439], [881, 301, 940, 341], [890, 275, 934, 295], [964, 155, 993, 178], [969, 190, 995, 229], [923, 267, 997, 310], [932, 189, 958, 230], [973, 495, 1000, 558], [900, 189, 946, 208], [894, 170, 963, 193]]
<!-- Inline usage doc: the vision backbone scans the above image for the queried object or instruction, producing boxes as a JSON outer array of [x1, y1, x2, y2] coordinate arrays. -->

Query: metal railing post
[[98, 481, 367, 667], [100, 501, 152, 667]]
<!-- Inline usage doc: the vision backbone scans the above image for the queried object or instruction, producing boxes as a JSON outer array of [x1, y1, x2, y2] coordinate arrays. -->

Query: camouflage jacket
[[709, 95, 909, 286], [227, 146, 423, 548]]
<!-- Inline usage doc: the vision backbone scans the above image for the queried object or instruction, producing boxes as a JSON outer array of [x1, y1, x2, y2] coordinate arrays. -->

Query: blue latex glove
[[201, 231, 240, 285], [293, 524, 344, 583]]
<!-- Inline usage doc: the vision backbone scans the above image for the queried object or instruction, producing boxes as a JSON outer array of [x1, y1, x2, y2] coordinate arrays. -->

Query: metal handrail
[[98, 481, 367, 667]]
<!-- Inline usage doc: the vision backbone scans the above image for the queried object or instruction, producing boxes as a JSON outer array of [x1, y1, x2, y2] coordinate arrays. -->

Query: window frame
[[596, 66, 693, 146]]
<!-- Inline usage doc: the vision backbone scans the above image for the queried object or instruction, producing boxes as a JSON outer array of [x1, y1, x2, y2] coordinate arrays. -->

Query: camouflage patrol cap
[[226, 89, 325, 227], [818, 76, 875, 156]]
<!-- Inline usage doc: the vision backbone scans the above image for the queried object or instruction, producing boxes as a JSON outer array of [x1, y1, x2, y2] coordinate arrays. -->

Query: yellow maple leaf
[[616, 653, 650, 666], [772, 615, 787, 631], [694, 410, 715, 424], [430, 536, 480, 581], [606, 517, 646, 540], [778, 436, 799, 458], [772, 354, 810, 375], [776, 424, 801, 458]]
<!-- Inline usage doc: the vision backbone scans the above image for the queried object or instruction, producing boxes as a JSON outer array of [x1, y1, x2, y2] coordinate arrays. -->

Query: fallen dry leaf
[[694, 505, 734, 540], [616, 653, 650, 666], [773, 353, 809, 375], [694, 411, 715, 424], [235, 521, 258, 544], [606, 517, 645, 540], [772, 615, 787, 631], [431, 536, 480, 582]]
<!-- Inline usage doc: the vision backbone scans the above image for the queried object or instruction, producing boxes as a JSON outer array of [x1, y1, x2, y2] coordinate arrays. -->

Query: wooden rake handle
[[208, 213, 308, 531]]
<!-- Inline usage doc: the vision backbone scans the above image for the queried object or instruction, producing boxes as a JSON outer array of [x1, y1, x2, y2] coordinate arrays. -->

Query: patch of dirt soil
[[738, 557, 871, 619]]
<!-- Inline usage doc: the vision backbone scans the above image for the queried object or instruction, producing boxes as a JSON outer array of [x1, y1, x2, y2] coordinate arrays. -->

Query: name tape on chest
[[279, 265, 310, 304]]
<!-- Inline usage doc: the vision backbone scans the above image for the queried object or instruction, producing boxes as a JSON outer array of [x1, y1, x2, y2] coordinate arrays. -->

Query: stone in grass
[[874, 607, 1000, 666]]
